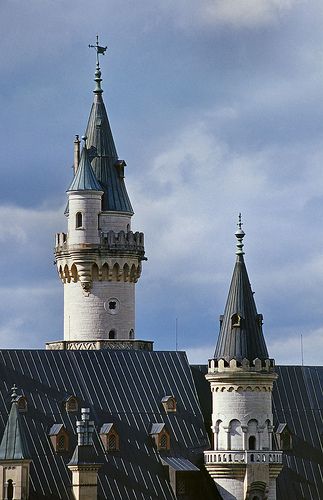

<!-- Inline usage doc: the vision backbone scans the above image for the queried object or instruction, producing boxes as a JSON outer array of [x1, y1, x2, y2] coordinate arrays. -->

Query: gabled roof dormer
[[100, 423, 120, 452], [149, 423, 170, 451], [49, 424, 69, 453], [161, 396, 177, 413]]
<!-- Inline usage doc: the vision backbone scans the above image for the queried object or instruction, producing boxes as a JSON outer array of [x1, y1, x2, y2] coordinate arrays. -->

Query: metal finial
[[11, 384, 18, 402], [237, 213, 243, 230], [89, 35, 107, 94], [235, 213, 245, 256]]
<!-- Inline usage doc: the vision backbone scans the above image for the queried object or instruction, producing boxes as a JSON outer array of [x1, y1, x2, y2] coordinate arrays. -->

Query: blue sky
[[1, 0, 323, 365]]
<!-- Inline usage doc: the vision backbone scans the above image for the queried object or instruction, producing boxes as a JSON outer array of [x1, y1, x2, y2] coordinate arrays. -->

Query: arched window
[[7, 479, 13, 500], [108, 330, 116, 339], [108, 434, 117, 451], [231, 313, 242, 327], [160, 434, 168, 449], [76, 212, 83, 228], [129, 329, 134, 339], [58, 435, 65, 450], [177, 478, 185, 494], [249, 436, 256, 450]]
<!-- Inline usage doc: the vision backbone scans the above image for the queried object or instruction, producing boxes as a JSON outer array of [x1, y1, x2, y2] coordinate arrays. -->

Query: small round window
[[104, 298, 120, 315]]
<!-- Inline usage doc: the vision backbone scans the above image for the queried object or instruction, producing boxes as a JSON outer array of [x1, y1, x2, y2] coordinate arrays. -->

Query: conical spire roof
[[214, 216, 269, 362], [68, 141, 102, 192], [84, 55, 133, 213], [0, 386, 30, 460]]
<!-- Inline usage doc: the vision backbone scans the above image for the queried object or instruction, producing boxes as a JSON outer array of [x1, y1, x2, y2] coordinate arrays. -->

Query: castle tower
[[204, 217, 282, 500], [54, 39, 146, 346]]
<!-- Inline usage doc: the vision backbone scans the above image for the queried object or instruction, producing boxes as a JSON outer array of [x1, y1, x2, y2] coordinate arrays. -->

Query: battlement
[[55, 230, 145, 258], [101, 230, 145, 255], [208, 357, 275, 373]]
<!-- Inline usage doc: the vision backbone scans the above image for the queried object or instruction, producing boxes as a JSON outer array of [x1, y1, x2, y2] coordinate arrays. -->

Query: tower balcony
[[204, 450, 283, 466]]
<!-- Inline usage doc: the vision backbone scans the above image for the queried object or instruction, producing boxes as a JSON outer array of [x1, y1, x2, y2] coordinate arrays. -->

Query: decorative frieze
[[46, 339, 153, 351]]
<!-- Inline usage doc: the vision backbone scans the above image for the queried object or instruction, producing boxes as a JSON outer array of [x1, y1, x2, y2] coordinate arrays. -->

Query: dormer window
[[231, 313, 242, 328], [100, 423, 120, 452], [161, 396, 177, 414], [76, 212, 83, 229], [49, 424, 69, 453], [149, 423, 170, 451], [16, 395, 27, 413], [276, 423, 292, 450], [65, 395, 79, 413], [160, 433, 168, 449]]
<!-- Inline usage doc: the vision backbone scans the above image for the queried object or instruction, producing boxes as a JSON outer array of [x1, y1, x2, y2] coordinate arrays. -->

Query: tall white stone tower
[[204, 217, 282, 500], [52, 39, 147, 349]]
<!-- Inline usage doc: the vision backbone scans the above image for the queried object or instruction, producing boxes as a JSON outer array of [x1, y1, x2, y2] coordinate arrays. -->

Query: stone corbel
[[81, 281, 92, 296]]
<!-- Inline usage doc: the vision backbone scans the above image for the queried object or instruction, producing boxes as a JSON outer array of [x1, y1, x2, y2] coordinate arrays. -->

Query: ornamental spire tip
[[235, 212, 245, 256], [89, 35, 107, 94]]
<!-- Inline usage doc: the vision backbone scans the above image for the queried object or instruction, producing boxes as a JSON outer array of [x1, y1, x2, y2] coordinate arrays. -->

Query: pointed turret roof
[[214, 216, 269, 362], [84, 49, 133, 213], [0, 386, 30, 460], [68, 140, 102, 192]]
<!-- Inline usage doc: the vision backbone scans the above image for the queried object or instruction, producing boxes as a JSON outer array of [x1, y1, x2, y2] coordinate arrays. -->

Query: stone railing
[[204, 450, 283, 465]]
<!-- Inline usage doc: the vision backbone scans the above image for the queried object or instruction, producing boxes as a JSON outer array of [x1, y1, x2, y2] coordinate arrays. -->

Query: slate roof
[[161, 457, 200, 472], [150, 423, 166, 435], [0, 349, 216, 500], [191, 364, 323, 500], [48, 423, 64, 436], [214, 226, 269, 362], [85, 91, 134, 213], [68, 146, 102, 192]]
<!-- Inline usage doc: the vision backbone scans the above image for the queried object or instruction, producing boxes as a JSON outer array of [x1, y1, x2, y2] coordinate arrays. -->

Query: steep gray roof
[[0, 399, 30, 460], [0, 349, 215, 500], [68, 146, 102, 192], [214, 221, 269, 362], [85, 89, 133, 213]]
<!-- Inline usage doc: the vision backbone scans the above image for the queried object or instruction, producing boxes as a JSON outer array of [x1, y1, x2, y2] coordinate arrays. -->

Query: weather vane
[[89, 35, 107, 66]]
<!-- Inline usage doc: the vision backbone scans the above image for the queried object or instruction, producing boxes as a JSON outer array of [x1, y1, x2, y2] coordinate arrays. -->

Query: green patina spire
[[85, 38, 133, 213], [0, 386, 30, 460]]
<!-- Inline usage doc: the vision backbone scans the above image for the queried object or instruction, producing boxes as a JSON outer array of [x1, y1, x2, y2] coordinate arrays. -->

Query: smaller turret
[[204, 216, 282, 500], [68, 408, 101, 500], [0, 386, 31, 500]]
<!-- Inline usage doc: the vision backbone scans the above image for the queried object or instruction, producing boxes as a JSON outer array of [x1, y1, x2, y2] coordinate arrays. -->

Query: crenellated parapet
[[55, 229, 145, 289], [208, 357, 276, 373], [55, 229, 145, 257]]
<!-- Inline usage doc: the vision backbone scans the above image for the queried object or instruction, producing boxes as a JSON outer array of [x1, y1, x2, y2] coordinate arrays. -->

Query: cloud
[[185, 344, 214, 364], [0, 282, 61, 349], [268, 328, 323, 366], [161, 0, 299, 29]]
